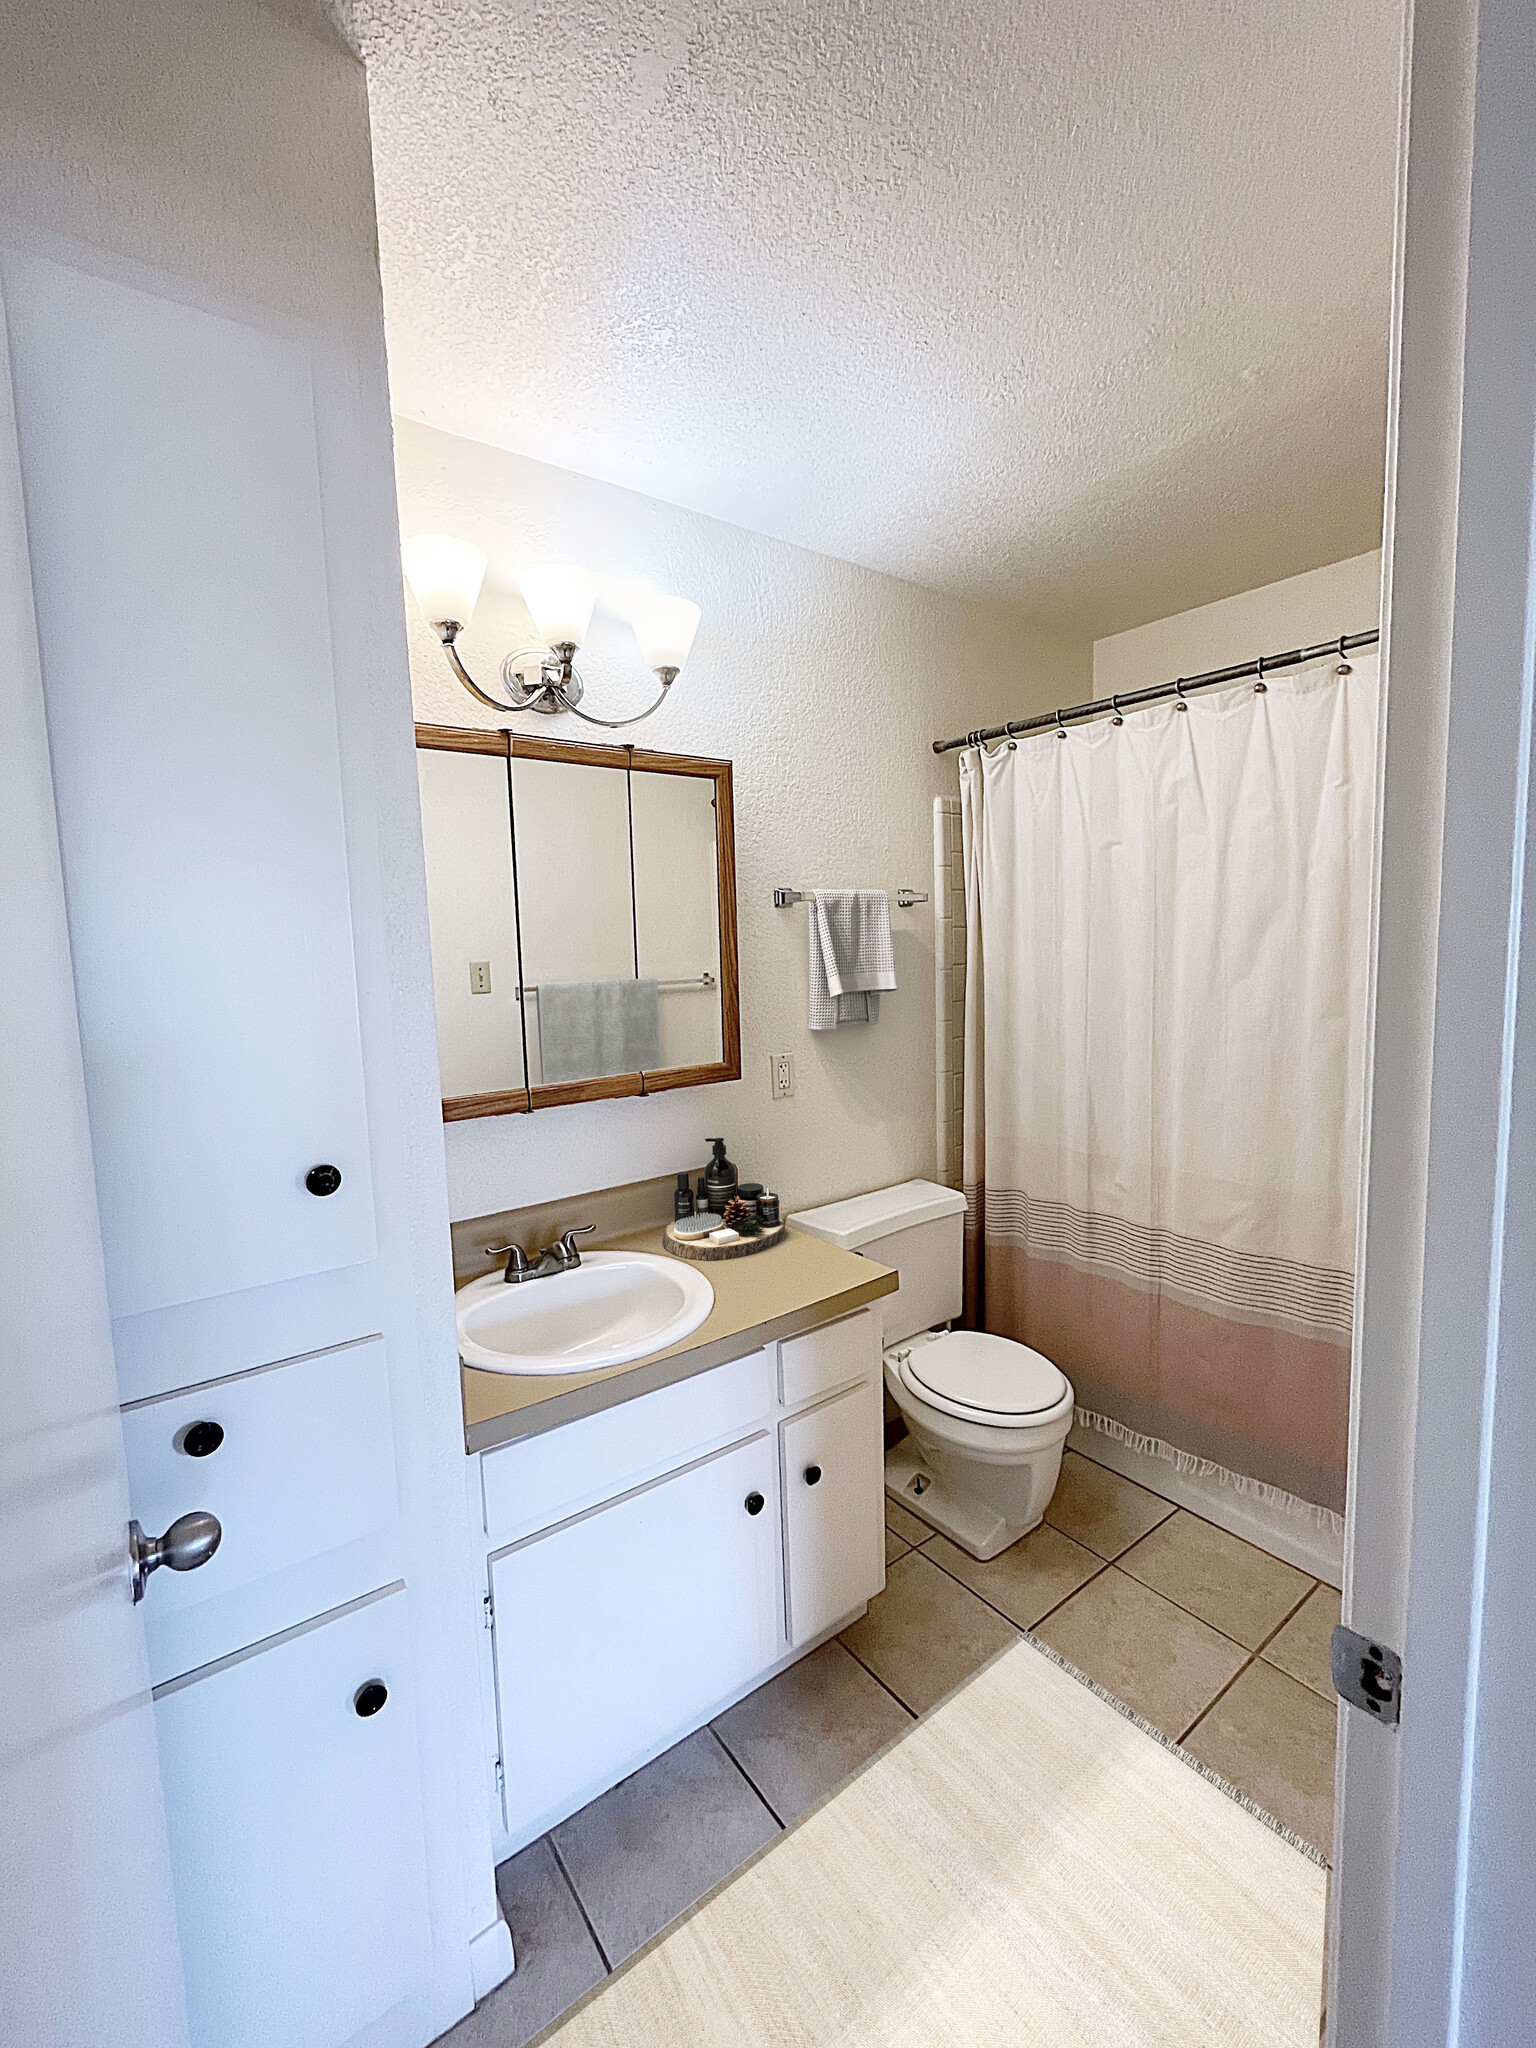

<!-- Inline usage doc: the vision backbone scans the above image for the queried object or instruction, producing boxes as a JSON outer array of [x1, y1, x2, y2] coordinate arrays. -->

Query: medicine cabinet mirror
[[415, 726, 740, 1117]]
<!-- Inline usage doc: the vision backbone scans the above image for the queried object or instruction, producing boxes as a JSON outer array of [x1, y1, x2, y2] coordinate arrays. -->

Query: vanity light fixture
[[400, 534, 701, 729]]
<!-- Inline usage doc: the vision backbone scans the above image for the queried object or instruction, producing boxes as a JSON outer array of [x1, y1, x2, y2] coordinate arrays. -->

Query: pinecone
[[721, 1195, 760, 1235]]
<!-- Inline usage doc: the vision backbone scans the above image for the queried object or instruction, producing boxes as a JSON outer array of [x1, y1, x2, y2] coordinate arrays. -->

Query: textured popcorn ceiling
[[353, 0, 1400, 634]]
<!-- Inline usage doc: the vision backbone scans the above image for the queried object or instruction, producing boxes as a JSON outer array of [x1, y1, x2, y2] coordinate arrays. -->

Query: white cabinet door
[[782, 1380, 884, 1647], [122, 1338, 400, 1685], [153, 1588, 430, 2048], [493, 1433, 779, 1846], [2, 252, 375, 1322]]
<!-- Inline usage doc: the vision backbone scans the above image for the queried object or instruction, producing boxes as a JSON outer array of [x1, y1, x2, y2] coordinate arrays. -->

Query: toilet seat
[[888, 1329, 1071, 1429]]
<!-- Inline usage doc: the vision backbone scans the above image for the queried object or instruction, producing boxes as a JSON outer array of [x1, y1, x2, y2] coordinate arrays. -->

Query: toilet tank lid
[[787, 1179, 967, 1251]]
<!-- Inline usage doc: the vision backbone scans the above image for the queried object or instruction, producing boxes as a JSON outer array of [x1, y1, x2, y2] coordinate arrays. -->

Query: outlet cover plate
[[771, 1052, 795, 1100]]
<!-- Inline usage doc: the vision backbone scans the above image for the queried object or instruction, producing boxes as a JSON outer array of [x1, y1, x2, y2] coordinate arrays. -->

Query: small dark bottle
[[674, 1171, 695, 1220]]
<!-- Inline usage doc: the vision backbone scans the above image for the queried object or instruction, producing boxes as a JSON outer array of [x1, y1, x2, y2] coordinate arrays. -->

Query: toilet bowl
[[787, 1179, 1076, 1562], [883, 1329, 1073, 1560]]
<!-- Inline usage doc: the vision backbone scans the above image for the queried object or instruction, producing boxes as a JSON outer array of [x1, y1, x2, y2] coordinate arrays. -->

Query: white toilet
[[789, 1180, 1075, 1561]]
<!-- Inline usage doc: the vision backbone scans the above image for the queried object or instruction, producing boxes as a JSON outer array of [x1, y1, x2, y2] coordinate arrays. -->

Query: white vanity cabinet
[[782, 1378, 885, 1647], [479, 1305, 886, 1857], [493, 1433, 780, 1844]]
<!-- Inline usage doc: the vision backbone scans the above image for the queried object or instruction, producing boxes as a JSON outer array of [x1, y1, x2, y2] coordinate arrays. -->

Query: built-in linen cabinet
[[478, 1305, 886, 1858], [4, 238, 481, 2048], [154, 1589, 431, 2048]]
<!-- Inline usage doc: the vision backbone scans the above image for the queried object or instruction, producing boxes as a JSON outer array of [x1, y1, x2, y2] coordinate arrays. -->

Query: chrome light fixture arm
[[555, 669, 678, 729], [436, 622, 586, 716]]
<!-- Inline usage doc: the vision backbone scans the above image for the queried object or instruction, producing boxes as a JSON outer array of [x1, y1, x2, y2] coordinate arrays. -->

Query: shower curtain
[[959, 652, 1378, 1519]]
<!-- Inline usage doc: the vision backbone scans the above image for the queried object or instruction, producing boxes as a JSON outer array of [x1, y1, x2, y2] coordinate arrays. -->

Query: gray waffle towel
[[808, 890, 896, 1030], [538, 978, 661, 1082]]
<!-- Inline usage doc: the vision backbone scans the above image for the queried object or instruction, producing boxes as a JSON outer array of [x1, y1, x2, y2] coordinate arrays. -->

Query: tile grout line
[[1178, 1652, 1258, 1746], [546, 1829, 614, 1977], [837, 1628, 924, 1721], [706, 1723, 787, 1832]]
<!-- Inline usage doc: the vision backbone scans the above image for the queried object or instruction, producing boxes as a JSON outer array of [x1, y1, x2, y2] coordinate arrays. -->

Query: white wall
[[1093, 550, 1383, 696], [0, 3, 496, 2035], [395, 419, 1088, 1221]]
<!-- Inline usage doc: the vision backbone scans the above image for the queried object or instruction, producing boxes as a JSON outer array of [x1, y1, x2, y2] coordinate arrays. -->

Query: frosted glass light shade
[[519, 565, 598, 649], [633, 592, 703, 673], [401, 533, 487, 629]]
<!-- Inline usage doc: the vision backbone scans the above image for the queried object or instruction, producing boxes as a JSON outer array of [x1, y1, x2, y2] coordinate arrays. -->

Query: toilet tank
[[787, 1180, 968, 1344]]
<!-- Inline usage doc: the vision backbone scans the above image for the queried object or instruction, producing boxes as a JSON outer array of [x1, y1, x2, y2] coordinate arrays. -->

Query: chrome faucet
[[485, 1223, 596, 1284]]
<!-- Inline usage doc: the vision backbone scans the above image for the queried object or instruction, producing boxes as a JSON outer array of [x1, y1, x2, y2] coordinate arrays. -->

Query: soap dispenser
[[702, 1137, 738, 1214]]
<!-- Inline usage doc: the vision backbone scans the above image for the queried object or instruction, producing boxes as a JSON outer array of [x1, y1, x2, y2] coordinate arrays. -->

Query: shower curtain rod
[[931, 629, 1380, 756]]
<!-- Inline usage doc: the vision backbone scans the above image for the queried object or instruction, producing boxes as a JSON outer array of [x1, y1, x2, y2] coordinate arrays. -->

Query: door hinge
[[494, 1757, 504, 1795], [1331, 1624, 1402, 1727], [483, 1590, 493, 1631]]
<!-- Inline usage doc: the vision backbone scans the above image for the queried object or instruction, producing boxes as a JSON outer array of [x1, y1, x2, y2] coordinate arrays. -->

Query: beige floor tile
[[884, 1497, 932, 1547], [1263, 1581, 1341, 1700], [1184, 1658, 1338, 1857], [712, 1641, 913, 1824], [1043, 1450, 1177, 1559], [924, 1523, 1104, 1630], [840, 1549, 1019, 1716], [884, 1526, 910, 1567], [1117, 1510, 1315, 1648], [1033, 1565, 1248, 1741]]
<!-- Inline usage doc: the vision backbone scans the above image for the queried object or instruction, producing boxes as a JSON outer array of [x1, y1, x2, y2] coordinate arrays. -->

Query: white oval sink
[[455, 1251, 715, 1375]]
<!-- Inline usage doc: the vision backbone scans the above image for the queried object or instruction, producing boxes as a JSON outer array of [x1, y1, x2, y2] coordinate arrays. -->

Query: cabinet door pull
[[305, 1163, 343, 1197], [804, 1464, 822, 1486], [744, 1491, 765, 1516], [178, 1419, 224, 1458], [353, 1680, 389, 1718]]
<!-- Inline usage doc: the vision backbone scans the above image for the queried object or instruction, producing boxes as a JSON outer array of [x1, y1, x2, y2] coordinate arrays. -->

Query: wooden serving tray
[[663, 1219, 788, 1262]]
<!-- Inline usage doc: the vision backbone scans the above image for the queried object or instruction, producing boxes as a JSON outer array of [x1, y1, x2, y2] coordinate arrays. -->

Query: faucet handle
[[554, 1223, 597, 1265], [486, 1242, 532, 1282]]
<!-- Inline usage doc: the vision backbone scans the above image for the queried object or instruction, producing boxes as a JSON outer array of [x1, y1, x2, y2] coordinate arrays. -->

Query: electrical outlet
[[770, 1051, 795, 1100], [469, 960, 492, 995]]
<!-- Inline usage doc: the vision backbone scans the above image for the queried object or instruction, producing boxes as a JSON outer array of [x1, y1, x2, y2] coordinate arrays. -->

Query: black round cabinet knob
[[305, 1163, 343, 1197], [744, 1492, 765, 1516], [178, 1420, 225, 1459], [804, 1464, 823, 1487], [353, 1680, 388, 1718]]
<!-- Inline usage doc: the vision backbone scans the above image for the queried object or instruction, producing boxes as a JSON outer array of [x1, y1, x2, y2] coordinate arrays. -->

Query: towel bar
[[773, 887, 928, 909]]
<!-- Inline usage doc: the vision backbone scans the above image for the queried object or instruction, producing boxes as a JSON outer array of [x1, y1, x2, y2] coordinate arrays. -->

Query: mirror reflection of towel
[[808, 890, 896, 1030], [538, 979, 661, 1082]]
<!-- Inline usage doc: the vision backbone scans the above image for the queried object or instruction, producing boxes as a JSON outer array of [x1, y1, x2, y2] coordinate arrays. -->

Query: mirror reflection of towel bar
[[773, 888, 928, 909], [514, 972, 716, 1003]]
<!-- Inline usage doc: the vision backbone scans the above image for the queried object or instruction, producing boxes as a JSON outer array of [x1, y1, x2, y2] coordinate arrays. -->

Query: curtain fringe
[[1073, 1406, 1345, 1534]]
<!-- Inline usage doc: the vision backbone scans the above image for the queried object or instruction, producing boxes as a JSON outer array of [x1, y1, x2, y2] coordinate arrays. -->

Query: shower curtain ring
[[1111, 694, 1124, 726], [1173, 677, 1189, 712], [1336, 634, 1353, 676], [1254, 654, 1266, 694], [1055, 707, 1069, 740]]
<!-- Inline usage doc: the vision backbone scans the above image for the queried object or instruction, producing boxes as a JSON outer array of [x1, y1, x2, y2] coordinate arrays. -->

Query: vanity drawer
[[778, 1306, 880, 1412], [122, 1336, 399, 1685], [481, 1346, 776, 1542]]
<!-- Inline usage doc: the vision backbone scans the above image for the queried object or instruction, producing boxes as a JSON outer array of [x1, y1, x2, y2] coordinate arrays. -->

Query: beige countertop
[[460, 1225, 897, 1454]]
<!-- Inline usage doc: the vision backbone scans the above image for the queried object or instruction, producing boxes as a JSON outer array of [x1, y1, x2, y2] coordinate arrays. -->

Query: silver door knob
[[129, 1511, 222, 1603]]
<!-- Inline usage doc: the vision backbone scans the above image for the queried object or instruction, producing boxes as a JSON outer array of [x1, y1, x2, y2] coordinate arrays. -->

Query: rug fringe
[[1073, 1406, 1345, 1535], [1018, 1631, 1331, 1869]]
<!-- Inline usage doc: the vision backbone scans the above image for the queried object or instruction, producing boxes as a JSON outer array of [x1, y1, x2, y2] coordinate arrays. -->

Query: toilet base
[[885, 1445, 1046, 1562]]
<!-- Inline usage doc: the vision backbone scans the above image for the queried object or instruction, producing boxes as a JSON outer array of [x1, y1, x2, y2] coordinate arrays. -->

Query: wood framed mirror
[[415, 725, 740, 1118]]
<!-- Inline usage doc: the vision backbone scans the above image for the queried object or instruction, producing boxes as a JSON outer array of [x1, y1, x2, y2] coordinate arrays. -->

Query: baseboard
[[469, 1915, 515, 2000], [1068, 1423, 1344, 1588]]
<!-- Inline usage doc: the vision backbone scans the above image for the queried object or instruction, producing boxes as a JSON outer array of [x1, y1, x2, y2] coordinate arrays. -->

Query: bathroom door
[[0, 287, 189, 2046]]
